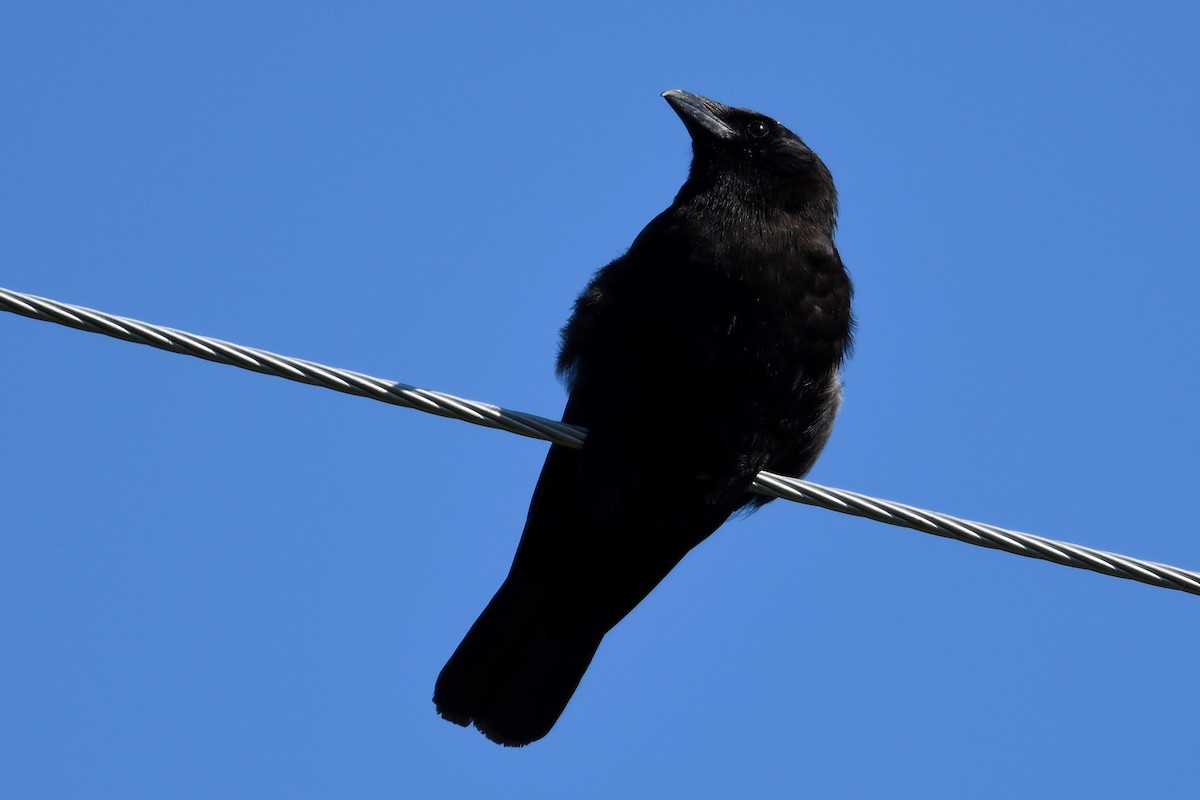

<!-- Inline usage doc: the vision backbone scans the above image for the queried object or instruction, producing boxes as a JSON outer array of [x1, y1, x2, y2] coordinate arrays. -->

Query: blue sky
[[2, 1, 1198, 797]]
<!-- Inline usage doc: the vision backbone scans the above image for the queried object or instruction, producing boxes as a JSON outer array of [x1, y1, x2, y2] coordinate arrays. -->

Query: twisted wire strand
[[3, 285, 1197, 597]]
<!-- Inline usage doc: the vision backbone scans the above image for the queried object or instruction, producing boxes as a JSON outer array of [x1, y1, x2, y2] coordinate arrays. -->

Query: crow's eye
[[747, 120, 770, 138]]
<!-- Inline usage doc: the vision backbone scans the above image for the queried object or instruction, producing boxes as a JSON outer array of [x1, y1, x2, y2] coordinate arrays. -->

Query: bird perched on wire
[[434, 89, 854, 746]]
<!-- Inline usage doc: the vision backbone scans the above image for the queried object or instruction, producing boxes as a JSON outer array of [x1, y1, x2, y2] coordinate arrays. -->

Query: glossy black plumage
[[434, 90, 854, 746]]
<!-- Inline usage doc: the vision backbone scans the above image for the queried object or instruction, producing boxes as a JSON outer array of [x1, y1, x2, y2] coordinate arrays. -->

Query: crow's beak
[[662, 89, 735, 141]]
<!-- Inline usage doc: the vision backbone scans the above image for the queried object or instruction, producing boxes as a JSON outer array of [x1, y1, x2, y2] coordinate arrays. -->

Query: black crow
[[434, 89, 854, 746]]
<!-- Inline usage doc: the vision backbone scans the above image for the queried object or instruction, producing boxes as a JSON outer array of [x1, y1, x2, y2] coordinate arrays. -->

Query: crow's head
[[662, 89, 836, 227]]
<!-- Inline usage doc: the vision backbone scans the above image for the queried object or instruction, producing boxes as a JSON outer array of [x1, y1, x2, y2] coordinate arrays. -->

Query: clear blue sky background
[[2, 2, 1198, 797]]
